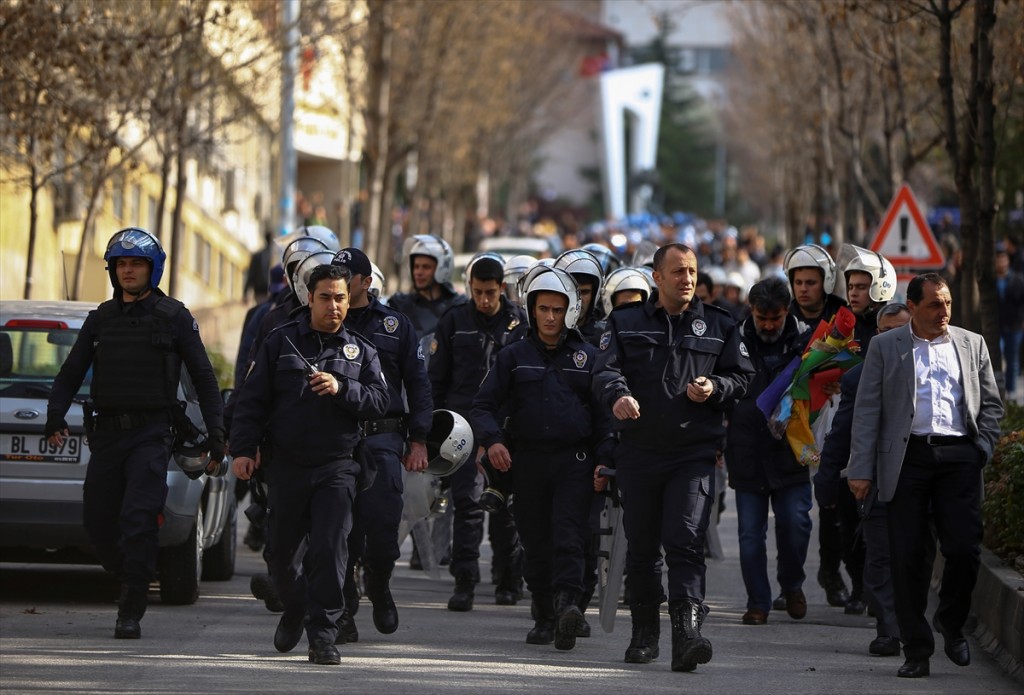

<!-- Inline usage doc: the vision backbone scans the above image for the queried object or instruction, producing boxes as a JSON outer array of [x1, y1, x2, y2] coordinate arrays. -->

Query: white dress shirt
[[910, 328, 968, 436]]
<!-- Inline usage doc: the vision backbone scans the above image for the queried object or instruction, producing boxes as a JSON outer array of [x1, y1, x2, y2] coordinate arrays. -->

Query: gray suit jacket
[[846, 323, 1003, 502]]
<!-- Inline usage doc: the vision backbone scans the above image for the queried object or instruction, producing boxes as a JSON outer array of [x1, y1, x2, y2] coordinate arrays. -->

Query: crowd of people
[[49, 221, 1007, 677]]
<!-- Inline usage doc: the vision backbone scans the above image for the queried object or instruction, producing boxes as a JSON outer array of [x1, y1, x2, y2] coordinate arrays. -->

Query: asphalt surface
[[0, 490, 1019, 694]]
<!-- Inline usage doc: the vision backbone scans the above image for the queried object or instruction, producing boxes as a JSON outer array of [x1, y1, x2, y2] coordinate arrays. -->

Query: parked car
[[0, 300, 237, 605]]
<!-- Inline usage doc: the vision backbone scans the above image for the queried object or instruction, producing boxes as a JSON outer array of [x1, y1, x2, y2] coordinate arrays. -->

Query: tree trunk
[[24, 141, 39, 300], [169, 117, 188, 298], [154, 137, 173, 241], [71, 160, 106, 300], [364, 0, 393, 263]]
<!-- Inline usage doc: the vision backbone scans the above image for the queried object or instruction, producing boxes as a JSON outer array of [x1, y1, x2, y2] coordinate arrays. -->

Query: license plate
[[0, 433, 83, 463]]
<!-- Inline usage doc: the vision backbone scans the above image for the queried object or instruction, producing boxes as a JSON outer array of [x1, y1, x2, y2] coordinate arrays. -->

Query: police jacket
[[790, 293, 848, 335], [725, 314, 809, 494], [344, 296, 432, 442], [578, 313, 607, 348], [428, 296, 527, 416], [852, 310, 876, 355], [230, 312, 390, 467], [593, 292, 753, 453], [48, 291, 223, 431], [388, 284, 466, 339], [471, 330, 613, 453], [814, 363, 863, 508], [234, 286, 291, 388]]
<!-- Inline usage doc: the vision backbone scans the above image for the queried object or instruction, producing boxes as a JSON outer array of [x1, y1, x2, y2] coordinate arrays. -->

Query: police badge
[[573, 350, 588, 368], [692, 319, 707, 336], [739, 342, 749, 358], [343, 344, 360, 360], [599, 331, 611, 351], [383, 316, 399, 334], [507, 317, 520, 330]]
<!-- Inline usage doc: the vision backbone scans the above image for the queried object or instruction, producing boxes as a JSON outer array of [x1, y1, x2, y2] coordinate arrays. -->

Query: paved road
[[1, 491, 1019, 694]]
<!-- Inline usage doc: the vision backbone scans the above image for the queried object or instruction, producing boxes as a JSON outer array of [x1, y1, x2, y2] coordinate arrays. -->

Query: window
[[192, 231, 211, 283]]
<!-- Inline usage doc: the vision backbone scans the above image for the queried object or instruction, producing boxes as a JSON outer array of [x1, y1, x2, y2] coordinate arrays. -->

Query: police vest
[[90, 297, 184, 412]]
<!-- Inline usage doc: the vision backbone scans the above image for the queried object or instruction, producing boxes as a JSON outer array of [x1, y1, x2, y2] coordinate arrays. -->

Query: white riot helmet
[[292, 225, 344, 252], [503, 255, 538, 305], [403, 234, 454, 286], [554, 249, 604, 304], [631, 240, 659, 268], [600, 267, 651, 317], [464, 251, 505, 295], [581, 243, 623, 277], [524, 267, 582, 331], [840, 244, 897, 303], [369, 261, 386, 299], [425, 410, 474, 476], [784, 244, 837, 295], [282, 236, 330, 289], [293, 250, 336, 307]]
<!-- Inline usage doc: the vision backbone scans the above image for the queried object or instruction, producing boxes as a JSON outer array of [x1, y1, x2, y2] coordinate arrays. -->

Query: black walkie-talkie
[[284, 335, 318, 379]]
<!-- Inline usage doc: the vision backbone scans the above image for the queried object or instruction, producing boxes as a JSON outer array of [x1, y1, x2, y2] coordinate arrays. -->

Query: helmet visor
[[106, 228, 160, 257]]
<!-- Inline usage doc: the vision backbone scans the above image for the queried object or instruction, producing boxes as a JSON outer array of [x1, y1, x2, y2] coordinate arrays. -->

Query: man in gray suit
[[846, 273, 1003, 679]]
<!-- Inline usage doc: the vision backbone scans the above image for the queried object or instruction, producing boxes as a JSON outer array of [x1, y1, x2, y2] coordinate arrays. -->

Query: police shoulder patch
[[573, 350, 588, 369], [383, 315, 399, 334], [192, 318, 199, 332], [739, 341, 749, 358], [416, 344, 425, 361], [599, 331, 611, 351], [343, 343, 360, 360], [507, 317, 520, 331], [692, 319, 707, 337]]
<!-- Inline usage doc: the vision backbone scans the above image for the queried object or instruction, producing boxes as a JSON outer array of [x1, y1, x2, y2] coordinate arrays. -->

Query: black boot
[[576, 591, 593, 638], [554, 591, 584, 651], [114, 584, 146, 639], [335, 608, 358, 644], [818, 567, 850, 607], [364, 566, 399, 634], [624, 602, 661, 663], [526, 593, 555, 645], [447, 578, 475, 612], [669, 600, 713, 672]]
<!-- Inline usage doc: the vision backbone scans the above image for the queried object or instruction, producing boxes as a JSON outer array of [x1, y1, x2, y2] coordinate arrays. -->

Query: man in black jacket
[[726, 277, 812, 626]]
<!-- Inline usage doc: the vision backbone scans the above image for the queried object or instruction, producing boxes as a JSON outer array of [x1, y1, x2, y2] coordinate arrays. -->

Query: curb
[[933, 547, 1024, 682]]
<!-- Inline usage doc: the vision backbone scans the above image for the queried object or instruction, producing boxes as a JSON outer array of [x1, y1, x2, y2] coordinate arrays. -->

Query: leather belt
[[909, 434, 969, 446], [93, 411, 171, 431], [360, 417, 406, 437]]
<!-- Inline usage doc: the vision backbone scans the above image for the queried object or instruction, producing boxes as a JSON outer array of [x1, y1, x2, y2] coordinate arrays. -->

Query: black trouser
[[836, 484, 865, 598], [268, 459, 357, 645], [818, 503, 843, 579], [488, 503, 523, 590], [616, 443, 715, 605], [886, 438, 982, 660], [447, 454, 484, 583], [511, 448, 591, 596], [347, 432, 404, 574], [83, 422, 174, 613]]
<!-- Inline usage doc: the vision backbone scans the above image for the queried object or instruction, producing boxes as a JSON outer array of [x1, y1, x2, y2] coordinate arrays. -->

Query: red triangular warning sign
[[869, 184, 945, 268]]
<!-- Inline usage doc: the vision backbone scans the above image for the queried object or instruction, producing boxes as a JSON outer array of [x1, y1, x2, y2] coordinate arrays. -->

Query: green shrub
[[983, 403, 1024, 572], [205, 347, 234, 391]]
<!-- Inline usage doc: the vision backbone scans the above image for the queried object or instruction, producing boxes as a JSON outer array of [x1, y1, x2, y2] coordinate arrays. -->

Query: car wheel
[[201, 494, 236, 581], [158, 505, 203, 605]]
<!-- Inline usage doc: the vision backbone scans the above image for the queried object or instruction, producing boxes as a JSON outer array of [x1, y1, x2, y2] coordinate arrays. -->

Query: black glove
[[206, 426, 226, 463], [44, 413, 69, 439]]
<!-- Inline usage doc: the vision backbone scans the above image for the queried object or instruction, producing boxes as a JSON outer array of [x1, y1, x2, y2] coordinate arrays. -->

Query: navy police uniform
[[343, 296, 432, 588], [428, 296, 527, 590], [388, 284, 466, 342], [230, 313, 389, 646], [47, 291, 223, 620], [472, 331, 613, 610], [594, 293, 753, 607]]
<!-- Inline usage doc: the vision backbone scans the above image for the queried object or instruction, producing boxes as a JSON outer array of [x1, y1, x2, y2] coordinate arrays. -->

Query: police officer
[[594, 243, 753, 672], [554, 249, 606, 342], [230, 264, 389, 665], [429, 255, 527, 611], [388, 234, 466, 341], [782, 243, 851, 609], [45, 227, 225, 640], [330, 248, 432, 643], [471, 267, 614, 651]]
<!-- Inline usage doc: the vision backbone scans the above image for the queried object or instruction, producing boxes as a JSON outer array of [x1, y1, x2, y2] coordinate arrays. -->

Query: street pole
[[279, 0, 299, 237]]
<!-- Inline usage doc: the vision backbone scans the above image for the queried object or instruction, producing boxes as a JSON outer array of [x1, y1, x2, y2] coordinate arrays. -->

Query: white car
[[0, 300, 237, 604]]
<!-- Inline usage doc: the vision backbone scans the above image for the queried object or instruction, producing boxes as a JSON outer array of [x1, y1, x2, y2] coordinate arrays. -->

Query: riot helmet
[[293, 250, 336, 307], [104, 227, 166, 293], [425, 409, 474, 476], [581, 243, 623, 277], [293, 224, 340, 252], [283, 236, 330, 290], [554, 249, 604, 305], [403, 234, 454, 286], [524, 267, 582, 331], [600, 267, 651, 317], [839, 244, 897, 303], [502, 255, 538, 305], [784, 244, 837, 295], [369, 261, 386, 299]]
